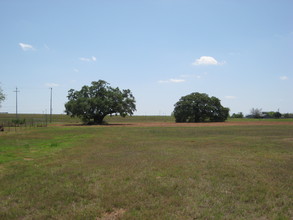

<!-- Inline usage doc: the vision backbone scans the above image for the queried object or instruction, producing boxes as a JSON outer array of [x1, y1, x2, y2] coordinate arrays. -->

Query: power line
[[13, 87, 20, 119], [50, 88, 52, 123]]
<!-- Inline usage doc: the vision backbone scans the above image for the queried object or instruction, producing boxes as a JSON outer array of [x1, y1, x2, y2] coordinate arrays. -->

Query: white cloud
[[158, 78, 186, 83], [45, 83, 59, 87], [19, 42, 34, 51], [192, 56, 224, 66], [225, 96, 236, 99], [73, 68, 79, 72], [79, 56, 96, 62], [280, 76, 288, 80], [170, 79, 185, 83]]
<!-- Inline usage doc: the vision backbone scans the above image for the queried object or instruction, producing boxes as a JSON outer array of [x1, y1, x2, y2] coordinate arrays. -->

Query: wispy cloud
[[45, 83, 59, 87], [280, 76, 288, 80], [79, 56, 96, 62], [192, 56, 224, 66], [180, 74, 202, 79], [19, 42, 34, 51], [73, 68, 79, 73], [158, 78, 186, 83]]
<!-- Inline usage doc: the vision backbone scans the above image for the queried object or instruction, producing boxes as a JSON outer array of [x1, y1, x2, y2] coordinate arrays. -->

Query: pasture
[[0, 116, 292, 219]]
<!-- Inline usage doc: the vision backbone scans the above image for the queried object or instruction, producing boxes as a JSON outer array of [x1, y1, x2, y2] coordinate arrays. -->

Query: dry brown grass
[[97, 208, 127, 220]]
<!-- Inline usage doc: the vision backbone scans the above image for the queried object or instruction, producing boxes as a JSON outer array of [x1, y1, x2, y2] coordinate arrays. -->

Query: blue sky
[[0, 0, 292, 115]]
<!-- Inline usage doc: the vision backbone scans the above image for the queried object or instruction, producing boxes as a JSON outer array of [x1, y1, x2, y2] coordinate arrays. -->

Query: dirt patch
[[97, 208, 126, 220], [24, 158, 34, 161]]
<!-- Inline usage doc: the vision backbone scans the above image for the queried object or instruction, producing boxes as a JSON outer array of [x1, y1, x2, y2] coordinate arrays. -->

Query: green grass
[[0, 127, 93, 163], [0, 124, 292, 219]]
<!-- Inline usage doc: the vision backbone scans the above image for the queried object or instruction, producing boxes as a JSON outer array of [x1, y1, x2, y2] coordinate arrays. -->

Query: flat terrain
[[95, 120, 293, 127], [0, 117, 292, 219]]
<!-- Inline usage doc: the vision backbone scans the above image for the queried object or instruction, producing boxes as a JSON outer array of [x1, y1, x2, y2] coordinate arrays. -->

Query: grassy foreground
[[0, 123, 292, 219]]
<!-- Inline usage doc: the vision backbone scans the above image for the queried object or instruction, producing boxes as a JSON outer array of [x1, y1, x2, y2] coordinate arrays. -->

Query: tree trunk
[[93, 115, 105, 124]]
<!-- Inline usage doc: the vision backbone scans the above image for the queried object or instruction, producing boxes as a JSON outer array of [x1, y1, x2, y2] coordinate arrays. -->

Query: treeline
[[231, 109, 293, 119]]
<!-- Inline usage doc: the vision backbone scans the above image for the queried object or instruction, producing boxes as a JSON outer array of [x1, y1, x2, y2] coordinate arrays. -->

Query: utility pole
[[50, 87, 52, 123], [13, 87, 19, 119]]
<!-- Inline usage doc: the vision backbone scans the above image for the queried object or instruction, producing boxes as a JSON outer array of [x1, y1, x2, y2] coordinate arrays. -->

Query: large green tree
[[65, 80, 136, 124], [173, 92, 229, 122]]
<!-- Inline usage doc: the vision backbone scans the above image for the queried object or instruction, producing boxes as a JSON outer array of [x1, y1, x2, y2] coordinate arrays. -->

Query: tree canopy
[[173, 92, 229, 122], [64, 80, 136, 124], [231, 112, 244, 118]]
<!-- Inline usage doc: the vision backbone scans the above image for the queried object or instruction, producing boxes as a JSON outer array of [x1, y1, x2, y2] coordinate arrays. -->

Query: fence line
[[0, 119, 48, 133]]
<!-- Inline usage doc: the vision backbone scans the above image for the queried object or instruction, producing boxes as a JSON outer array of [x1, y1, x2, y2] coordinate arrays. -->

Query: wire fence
[[0, 118, 48, 133]]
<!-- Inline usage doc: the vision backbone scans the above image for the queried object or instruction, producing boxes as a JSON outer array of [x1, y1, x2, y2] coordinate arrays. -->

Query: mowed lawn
[[0, 123, 292, 219]]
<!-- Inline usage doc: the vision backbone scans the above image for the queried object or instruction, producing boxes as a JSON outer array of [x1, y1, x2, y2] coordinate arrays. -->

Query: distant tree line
[[231, 108, 293, 119], [283, 113, 293, 118], [231, 112, 244, 118]]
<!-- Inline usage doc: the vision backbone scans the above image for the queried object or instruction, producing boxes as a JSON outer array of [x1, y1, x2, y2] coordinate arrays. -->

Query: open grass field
[[0, 116, 292, 219], [1, 113, 293, 125]]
